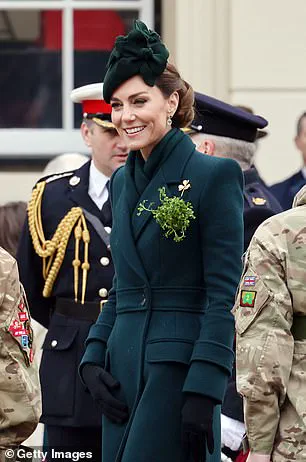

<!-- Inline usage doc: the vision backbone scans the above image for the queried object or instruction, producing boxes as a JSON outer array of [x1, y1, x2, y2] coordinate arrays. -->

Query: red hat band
[[82, 99, 112, 115]]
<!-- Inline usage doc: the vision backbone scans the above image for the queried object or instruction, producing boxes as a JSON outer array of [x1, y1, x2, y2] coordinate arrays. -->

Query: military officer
[[189, 92, 283, 252], [17, 83, 128, 460], [234, 184, 306, 461], [270, 111, 306, 210], [188, 94, 283, 461]]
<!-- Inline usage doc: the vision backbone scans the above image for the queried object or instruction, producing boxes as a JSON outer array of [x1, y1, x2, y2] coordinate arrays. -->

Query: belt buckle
[[100, 299, 108, 312]]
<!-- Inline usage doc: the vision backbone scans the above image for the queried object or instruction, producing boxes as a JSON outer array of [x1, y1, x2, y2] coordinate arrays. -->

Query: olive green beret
[[103, 20, 169, 103]]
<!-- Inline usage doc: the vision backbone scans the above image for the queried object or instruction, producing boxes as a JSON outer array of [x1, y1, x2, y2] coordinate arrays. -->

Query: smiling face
[[110, 75, 179, 160]]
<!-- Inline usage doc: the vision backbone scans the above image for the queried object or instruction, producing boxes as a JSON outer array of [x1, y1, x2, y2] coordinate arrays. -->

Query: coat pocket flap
[[42, 325, 78, 351], [146, 339, 193, 364], [234, 276, 272, 335]]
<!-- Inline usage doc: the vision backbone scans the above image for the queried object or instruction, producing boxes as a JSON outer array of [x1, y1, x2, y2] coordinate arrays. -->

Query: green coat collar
[[114, 131, 196, 283]]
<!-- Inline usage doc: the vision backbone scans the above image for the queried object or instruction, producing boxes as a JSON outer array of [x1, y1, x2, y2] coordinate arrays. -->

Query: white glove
[[221, 413, 245, 451], [221, 452, 233, 461], [247, 453, 271, 462]]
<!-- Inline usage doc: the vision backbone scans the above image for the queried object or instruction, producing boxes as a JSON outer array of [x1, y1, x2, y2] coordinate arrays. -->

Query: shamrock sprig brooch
[[137, 180, 195, 242]]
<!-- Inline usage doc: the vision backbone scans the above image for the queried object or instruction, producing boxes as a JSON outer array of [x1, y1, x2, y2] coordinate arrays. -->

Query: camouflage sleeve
[[233, 220, 294, 455]]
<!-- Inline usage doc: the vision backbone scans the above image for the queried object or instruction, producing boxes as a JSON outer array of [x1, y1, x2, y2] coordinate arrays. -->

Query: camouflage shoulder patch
[[240, 290, 257, 308]]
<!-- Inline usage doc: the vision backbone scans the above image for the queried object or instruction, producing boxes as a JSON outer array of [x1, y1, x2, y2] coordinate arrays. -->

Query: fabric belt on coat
[[291, 315, 306, 340], [55, 298, 101, 322], [115, 287, 207, 313]]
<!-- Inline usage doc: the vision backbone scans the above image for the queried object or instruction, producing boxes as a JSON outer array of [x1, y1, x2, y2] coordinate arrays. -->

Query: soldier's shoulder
[[255, 206, 306, 243], [0, 247, 15, 271], [35, 170, 75, 189], [33, 167, 87, 199], [0, 247, 16, 302]]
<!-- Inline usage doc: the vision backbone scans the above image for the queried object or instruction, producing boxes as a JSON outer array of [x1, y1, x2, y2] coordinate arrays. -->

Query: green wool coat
[[80, 129, 244, 462]]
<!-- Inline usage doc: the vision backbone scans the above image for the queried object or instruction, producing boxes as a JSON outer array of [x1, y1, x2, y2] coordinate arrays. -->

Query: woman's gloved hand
[[181, 393, 216, 462], [82, 364, 129, 424]]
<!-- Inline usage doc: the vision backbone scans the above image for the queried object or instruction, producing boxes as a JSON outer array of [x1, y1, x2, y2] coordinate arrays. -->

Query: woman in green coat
[[80, 21, 244, 462]]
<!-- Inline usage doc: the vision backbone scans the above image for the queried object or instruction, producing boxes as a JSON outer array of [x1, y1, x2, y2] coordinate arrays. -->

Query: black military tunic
[[17, 160, 114, 431], [243, 167, 283, 251]]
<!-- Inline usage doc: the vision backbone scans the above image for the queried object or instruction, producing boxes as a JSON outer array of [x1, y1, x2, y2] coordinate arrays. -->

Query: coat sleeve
[[16, 217, 53, 328], [234, 221, 294, 455], [183, 158, 244, 402]]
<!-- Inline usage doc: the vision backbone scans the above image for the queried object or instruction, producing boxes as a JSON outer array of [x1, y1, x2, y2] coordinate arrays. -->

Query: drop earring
[[167, 114, 172, 126]]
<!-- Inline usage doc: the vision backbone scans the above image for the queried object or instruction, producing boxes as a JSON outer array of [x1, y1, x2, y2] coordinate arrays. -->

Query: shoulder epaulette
[[46, 171, 74, 183], [36, 171, 74, 186]]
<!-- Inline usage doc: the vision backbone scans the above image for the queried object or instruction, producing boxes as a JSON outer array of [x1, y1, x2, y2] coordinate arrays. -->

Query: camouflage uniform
[[0, 247, 41, 453], [234, 185, 306, 461]]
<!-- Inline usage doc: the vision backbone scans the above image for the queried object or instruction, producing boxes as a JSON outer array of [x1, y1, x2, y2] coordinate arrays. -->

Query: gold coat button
[[99, 288, 108, 298], [100, 257, 110, 266], [51, 340, 58, 348]]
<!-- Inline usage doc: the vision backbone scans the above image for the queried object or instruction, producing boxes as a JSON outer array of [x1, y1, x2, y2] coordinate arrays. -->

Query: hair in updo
[[155, 63, 194, 128]]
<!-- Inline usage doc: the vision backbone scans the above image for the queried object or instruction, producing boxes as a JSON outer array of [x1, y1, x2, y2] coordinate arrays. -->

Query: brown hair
[[155, 63, 195, 128], [0, 202, 27, 257]]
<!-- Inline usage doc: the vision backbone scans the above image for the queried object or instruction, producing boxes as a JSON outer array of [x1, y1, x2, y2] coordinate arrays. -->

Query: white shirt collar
[[301, 166, 306, 179], [89, 160, 109, 198]]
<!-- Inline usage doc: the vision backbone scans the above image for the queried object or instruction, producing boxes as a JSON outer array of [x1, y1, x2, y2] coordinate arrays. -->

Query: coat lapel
[[132, 134, 196, 242], [114, 180, 150, 283], [113, 133, 196, 284]]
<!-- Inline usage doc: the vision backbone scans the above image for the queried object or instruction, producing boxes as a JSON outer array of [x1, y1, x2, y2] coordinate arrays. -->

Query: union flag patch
[[240, 290, 257, 308], [243, 276, 256, 287]]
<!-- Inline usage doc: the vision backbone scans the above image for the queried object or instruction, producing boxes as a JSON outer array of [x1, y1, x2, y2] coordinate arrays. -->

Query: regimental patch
[[243, 275, 256, 287], [240, 290, 257, 308], [7, 288, 34, 367]]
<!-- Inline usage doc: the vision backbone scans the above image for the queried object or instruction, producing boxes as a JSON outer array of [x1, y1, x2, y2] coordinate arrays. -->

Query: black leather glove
[[181, 393, 215, 462], [82, 364, 129, 424]]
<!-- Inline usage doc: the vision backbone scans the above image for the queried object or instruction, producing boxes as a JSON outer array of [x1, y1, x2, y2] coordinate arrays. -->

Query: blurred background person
[[235, 105, 269, 188], [17, 82, 128, 461], [188, 93, 282, 462], [271, 111, 306, 210], [0, 202, 27, 258]]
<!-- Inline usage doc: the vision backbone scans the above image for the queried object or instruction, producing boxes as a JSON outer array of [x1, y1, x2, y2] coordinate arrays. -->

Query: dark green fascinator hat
[[103, 20, 169, 103]]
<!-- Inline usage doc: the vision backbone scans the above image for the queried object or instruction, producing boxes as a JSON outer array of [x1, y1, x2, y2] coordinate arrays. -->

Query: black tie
[[101, 181, 112, 227]]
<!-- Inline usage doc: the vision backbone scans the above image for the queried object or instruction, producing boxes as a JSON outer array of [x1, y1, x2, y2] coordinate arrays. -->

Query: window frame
[[0, 0, 154, 158]]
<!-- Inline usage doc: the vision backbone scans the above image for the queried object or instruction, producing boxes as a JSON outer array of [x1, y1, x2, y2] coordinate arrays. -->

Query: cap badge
[[69, 176, 81, 186], [252, 197, 266, 206]]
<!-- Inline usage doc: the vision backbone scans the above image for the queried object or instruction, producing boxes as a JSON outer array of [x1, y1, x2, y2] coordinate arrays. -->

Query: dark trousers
[[46, 425, 101, 462]]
